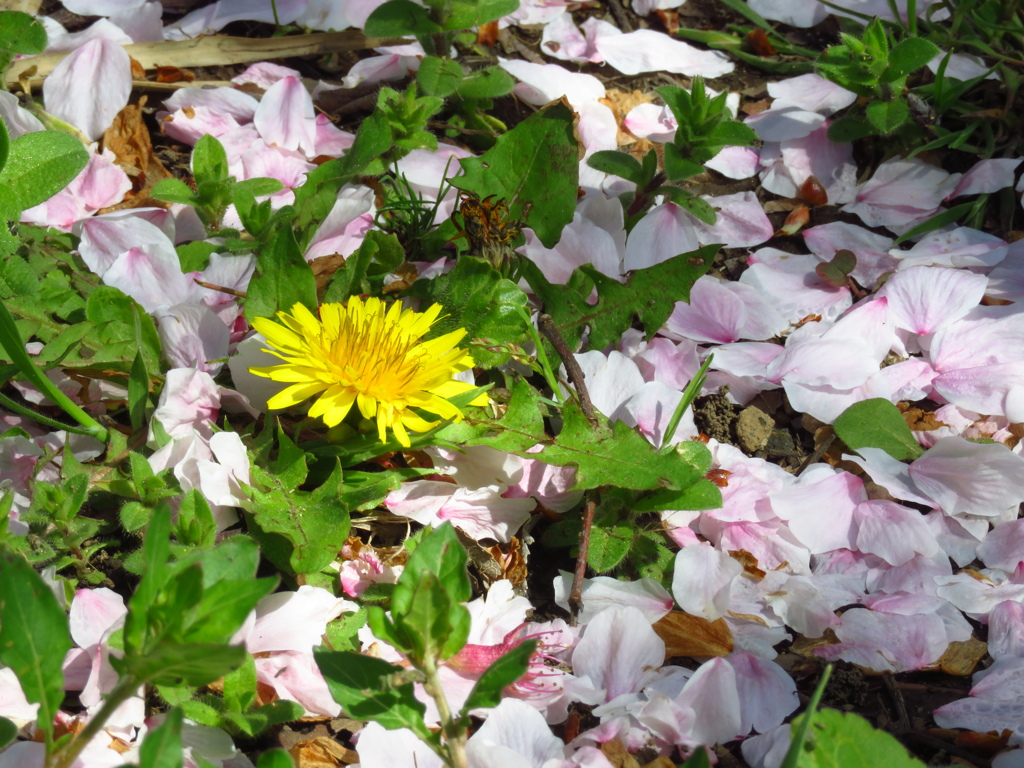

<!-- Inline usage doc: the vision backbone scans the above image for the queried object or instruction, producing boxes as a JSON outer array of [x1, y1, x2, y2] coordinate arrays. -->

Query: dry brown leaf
[[599, 88, 655, 146], [129, 56, 146, 80], [641, 758, 677, 768], [936, 637, 988, 676], [156, 65, 195, 83], [600, 739, 641, 768], [101, 97, 174, 201], [309, 252, 347, 300], [653, 611, 733, 658], [289, 736, 357, 768], [484, 536, 529, 586], [728, 549, 766, 581], [899, 406, 948, 433], [477, 20, 499, 46]]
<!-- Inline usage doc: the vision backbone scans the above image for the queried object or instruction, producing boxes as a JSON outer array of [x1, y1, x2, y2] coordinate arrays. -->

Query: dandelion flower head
[[249, 297, 487, 447]]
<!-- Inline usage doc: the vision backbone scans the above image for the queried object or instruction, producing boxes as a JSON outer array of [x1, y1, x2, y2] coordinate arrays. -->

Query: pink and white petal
[[988, 601, 1024, 659], [741, 250, 853, 324], [314, 114, 355, 157], [741, 725, 791, 768], [45, 18, 131, 54], [933, 697, 1024, 734], [78, 214, 177, 278], [815, 610, 949, 673], [767, 74, 858, 115], [978, 519, 1024, 573], [932, 362, 1024, 420], [0, 667, 40, 724], [624, 103, 677, 142], [161, 106, 242, 145], [466, 698, 565, 764], [778, 123, 858, 205], [572, 607, 666, 702], [747, 0, 829, 26], [21, 152, 132, 231], [165, 0, 306, 39], [621, 381, 695, 447], [232, 62, 302, 89], [61, 0, 145, 15], [909, 436, 1024, 518], [947, 158, 1023, 199], [768, 470, 863, 554], [623, 202, 700, 272], [305, 185, 376, 260], [438, 487, 535, 543], [768, 336, 880, 390], [43, 38, 131, 141], [103, 245, 192, 312], [163, 86, 260, 124], [254, 651, 341, 718], [254, 76, 317, 156], [930, 305, 1024, 373], [705, 146, 760, 179], [844, 447, 934, 507], [693, 191, 774, 249], [504, 447, 582, 513], [727, 653, 799, 734], [155, 303, 231, 375], [762, 574, 837, 638], [340, 54, 418, 88], [895, 227, 1008, 270], [562, 351, 645, 422], [671, 542, 743, 621], [715, 521, 811, 574], [0, 91, 43, 139], [675, 658, 743, 744], [553, 572, 674, 625], [498, 57, 605, 108], [520, 211, 624, 284], [540, 13, 598, 63], [746, 105, 824, 142], [247, 586, 355, 654], [69, 588, 127, 649], [595, 29, 733, 78], [109, 1, 163, 43], [355, 722, 444, 768], [150, 369, 220, 440], [854, 499, 940, 566], [297, 0, 389, 31]]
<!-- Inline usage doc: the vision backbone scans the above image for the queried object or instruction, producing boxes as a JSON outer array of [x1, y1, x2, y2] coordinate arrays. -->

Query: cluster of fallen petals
[[3, 0, 1024, 767]]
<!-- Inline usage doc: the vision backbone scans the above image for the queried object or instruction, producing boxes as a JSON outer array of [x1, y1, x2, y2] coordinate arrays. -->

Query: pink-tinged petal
[[69, 588, 126, 649], [540, 12, 599, 63], [968, 657, 1024, 702], [596, 29, 733, 77], [0, 668, 40, 724], [154, 304, 231, 375], [254, 651, 341, 718], [43, 38, 130, 141], [624, 333, 700, 389], [815, 610, 948, 673], [505, 446, 582, 513], [624, 202, 699, 272], [498, 57, 605, 108], [248, 586, 355, 654], [767, 73, 857, 115], [935, 572, 1024, 618], [854, 499, 940, 566], [577, 101, 619, 158], [621, 381, 695, 447], [932, 362, 1024, 421], [314, 113, 354, 157], [663, 276, 787, 344], [45, 17, 131, 54], [777, 123, 858, 205], [748, 0, 828, 26], [675, 658, 743, 744], [672, 542, 743, 621], [572, 607, 665, 701], [934, 697, 1024, 734], [768, 336, 879, 390], [62, 0, 145, 14], [769, 470, 863, 553], [741, 249, 853, 324], [844, 447, 934, 507], [149, 369, 220, 440], [340, 53, 418, 88], [520, 204, 624, 284], [741, 725, 791, 768], [715, 521, 811, 574], [909, 436, 1024, 518], [978, 519, 1024, 573], [746, 105, 824, 142], [948, 158, 1023, 199], [842, 157, 960, 229], [930, 304, 1024, 372], [0, 91, 43, 139], [505, 0, 570, 26], [162, 86, 259, 124], [708, 341, 785, 381], [804, 221, 898, 290], [927, 51, 996, 81], [253, 76, 317, 155], [466, 698, 565, 764], [298, 0, 389, 31], [103, 245, 192, 312], [160, 106, 241, 145], [706, 146, 760, 179], [693, 191, 773, 249], [563, 351, 645, 422], [728, 653, 799, 734], [554, 572, 674, 625], [21, 151, 131, 231], [624, 103, 676, 142], [895, 226, 1007, 270], [305, 185, 376, 260], [988, 601, 1024, 659], [108, 1, 163, 43], [78, 214, 176, 278], [232, 62, 302, 89], [355, 722, 444, 768], [166, 0, 306, 39], [765, 574, 838, 638]]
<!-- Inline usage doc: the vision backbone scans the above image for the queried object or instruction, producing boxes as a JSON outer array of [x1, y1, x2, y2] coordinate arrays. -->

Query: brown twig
[[537, 314, 598, 428], [193, 278, 246, 298], [568, 497, 597, 626], [606, 0, 636, 32]]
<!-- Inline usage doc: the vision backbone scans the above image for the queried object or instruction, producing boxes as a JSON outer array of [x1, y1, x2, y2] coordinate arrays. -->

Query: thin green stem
[[0, 389, 99, 436], [0, 301, 107, 442], [49, 678, 139, 768], [421, 657, 469, 768], [514, 304, 561, 404]]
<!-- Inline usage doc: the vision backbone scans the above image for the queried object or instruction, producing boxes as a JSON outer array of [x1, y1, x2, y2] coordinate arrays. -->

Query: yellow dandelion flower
[[249, 297, 488, 447]]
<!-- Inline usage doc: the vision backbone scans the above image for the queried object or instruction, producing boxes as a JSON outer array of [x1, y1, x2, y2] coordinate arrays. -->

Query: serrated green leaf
[[192, 134, 229, 185], [0, 552, 71, 745], [833, 398, 924, 461], [865, 99, 910, 134], [314, 651, 432, 738], [587, 518, 633, 572], [454, 100, 579, 248], [244, 225, 317, 324], [417, 56, 464, 97], [364, 0, 441, 35]]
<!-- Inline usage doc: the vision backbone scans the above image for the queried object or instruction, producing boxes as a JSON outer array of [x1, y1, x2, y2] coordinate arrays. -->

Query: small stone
[[735, 406, 774, 452]]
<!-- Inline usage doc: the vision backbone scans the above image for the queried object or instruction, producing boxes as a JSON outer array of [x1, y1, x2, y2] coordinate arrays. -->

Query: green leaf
[[395, 572, 455, 663], [152, 178, 200, 207], [222, 654, 257, 713], [0, 11, 46, 56], [832, 398, 924, 461], [174, 488, 218, 548], [407, 255, 529, 368], [814, 249, 857, 288], [0, 130, 87, 210], [128, 350, 150, 434], [460, 640, 536, 715], [587, 150, 646, 185], [892, 202, 974, 246], [120, 643, 248, 688], [796, 708, 926, 768], [444, 0, 520, 28], [171, 536, 261, 587], [633, 478, 722, 513], [138, 707, 184, 768], [662, 143, 707, 182], [323, 230, 405, 304], [233, 177, 284, 198], [454, 100, 579, 248], [0, 552, 70, 745], [314, 651, 432, 738], [882, 37, 940, 83], [587, 516, 633, 572], [257, 749, 296, 768], [865, 99, 910, 134], [521, 245, 716, 352], [455, 66, 515, 100], [417, 56, 464, 97], [192, 134, 229, 185], [532, 405, 712, 491], [364, 0, 442, 36], [246, 460, 351, 575], [0, 716, 17, 750], [0, 114, 9, 175], [244, 225, 318, 324], [827, 112, 878, 142], [395, 523, 471, 609]]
